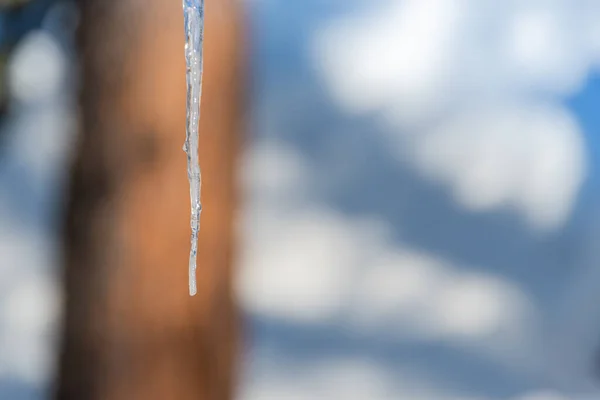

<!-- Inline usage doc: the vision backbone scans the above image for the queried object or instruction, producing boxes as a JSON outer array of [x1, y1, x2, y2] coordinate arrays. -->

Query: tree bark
[[55, 0, 243, 399]]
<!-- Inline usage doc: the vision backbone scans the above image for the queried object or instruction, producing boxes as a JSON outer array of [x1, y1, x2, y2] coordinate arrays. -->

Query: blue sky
[[568, 73, 600, 183], [239, 1, 600, 399]]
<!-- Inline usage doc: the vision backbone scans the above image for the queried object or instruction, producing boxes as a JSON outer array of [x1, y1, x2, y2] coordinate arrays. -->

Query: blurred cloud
[[353, 248, 535, 342], [239, 203, 381, 323], [315, 0, 600, 113], [243, 357, 396, 400], [0, 25, 73, 396], [8, 30, 67, 104], [239, 141, 394, 324], [242, 354, 491, 400], [409, 104, 585, 231], [0, 227, 60, 387], [240, 140, 312, 208], [238, 135, 556, 398], [239, 207, 355, 322], [315, 0, 461, 124], [3, 28, 75, 189], [513, 390, 572, 400], [313, 0, 598, 232], [240, 1, 600, 396]]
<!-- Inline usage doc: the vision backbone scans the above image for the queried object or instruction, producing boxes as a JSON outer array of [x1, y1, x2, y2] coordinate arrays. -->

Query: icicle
[[182, 0, 204, 296]]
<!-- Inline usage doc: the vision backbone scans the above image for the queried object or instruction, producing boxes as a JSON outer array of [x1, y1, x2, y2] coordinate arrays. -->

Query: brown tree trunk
[[55, 0, 244, 399]]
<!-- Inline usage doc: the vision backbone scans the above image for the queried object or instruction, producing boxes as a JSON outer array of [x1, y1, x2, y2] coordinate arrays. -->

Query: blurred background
[[2, 0, 600, 399]]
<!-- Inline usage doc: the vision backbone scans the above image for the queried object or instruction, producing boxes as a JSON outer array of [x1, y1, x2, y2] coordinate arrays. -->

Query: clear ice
[[182, 0, 204, 296]]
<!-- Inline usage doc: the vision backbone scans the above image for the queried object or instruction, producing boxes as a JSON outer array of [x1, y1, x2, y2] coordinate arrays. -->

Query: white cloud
[[315, 0, 463, 127], [240, 208, 358, 321], [242, 358, 396, 400], [242, 355, 490, 400], [9, 105, 76, 182], [238, 207, 383, 323], [409, 104, 586, 230], [0, 28, 71, 392], [513, 390, 571, 400], [239, 136, 542, 380], [353, 251, 447, 326], [8, 30, 68, 103], [240, 2, 600, 398], [352, 248, 536, 343], [0, 228, 60, 386], [239, 141, 391, 324], [3, 29, 76, 186], [3, 278, 60, 341], [241, 141, 311, 207], [239, 195, 538, 367], [313, 0, 596, 231], [504, 6, 587, 94], [431, 273, 531, 338]]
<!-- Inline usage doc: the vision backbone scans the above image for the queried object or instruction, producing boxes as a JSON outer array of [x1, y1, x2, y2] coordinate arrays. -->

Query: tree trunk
[[55, 0, 243, 399]]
